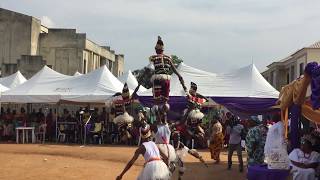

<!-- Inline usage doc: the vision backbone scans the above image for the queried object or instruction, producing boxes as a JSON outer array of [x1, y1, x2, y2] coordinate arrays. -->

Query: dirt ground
[[0, 144, 247, 180]]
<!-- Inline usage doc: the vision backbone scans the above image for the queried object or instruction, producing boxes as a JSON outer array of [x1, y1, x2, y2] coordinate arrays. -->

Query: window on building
[[290, 65, 295, 81], [109, 60, 113, 72], [299, 63, 304, 76], [100, 58, 107, 66], [83, 59, 87, 74], [270, 71, 274, 86], [286, 73, 290, 84]]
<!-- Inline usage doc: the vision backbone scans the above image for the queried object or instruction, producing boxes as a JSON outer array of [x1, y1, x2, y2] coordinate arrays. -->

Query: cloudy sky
[[2, 0, 320, 73]]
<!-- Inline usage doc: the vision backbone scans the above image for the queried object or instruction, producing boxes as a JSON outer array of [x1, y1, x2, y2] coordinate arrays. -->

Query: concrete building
[[0, 8, 124, 79], [262, 41, 320, 91]]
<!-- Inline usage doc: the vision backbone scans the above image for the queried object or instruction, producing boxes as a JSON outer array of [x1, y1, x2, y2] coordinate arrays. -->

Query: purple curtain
[[311, 65, 320, 109], [138, 96, 278, 119], [212, 97, 278, 117], [289, 104, 301, 150]]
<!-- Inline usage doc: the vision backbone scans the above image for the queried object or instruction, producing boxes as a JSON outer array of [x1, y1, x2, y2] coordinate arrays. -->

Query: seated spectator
[[289, 139, 320, 180]]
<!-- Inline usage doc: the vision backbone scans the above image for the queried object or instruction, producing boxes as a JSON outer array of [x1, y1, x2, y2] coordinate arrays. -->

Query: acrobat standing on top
[[148, 36, 187, 122], [112, 83, 141, 144]]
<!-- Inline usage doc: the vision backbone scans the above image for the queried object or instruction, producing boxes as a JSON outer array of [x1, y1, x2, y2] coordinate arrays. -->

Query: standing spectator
[[29, 109, 37, 125], [245, 116, 268, 167], [226, 116, 244, 172], [100, 107, 107, 124], [264, 113, 289, 169], [3, 108, 14, 141], [209, 118, 224, 164], [46, 109, 55, 141], [91, 108, 99, 123], [19, 108, 28, 127]]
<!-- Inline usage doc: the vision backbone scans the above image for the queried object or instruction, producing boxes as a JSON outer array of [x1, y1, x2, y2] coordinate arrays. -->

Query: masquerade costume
[[148, 36, 186, 115], [112, 83, 136, 143], [184, 82, 207, 140]]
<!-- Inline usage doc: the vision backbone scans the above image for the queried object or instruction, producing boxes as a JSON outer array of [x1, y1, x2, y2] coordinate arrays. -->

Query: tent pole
[[56, 104, 59, 143]]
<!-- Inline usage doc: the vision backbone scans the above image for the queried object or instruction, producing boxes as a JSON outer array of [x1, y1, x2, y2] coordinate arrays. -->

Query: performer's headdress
[[122, 83, 130, 98], [190, 82, 197, 91], [141, 124, 151, 139], [155, 36, 164, 51]]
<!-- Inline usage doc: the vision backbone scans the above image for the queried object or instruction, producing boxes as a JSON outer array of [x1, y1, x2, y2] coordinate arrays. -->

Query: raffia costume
[[112, 83, 134, 142], [184, 82, 207, 142]]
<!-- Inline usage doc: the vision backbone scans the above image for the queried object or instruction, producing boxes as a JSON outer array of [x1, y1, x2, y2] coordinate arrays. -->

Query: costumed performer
[[147, 36, 187, 122], [172, 132, 208, 180], [183, 82, 208, 148], [116, 124, 170, 180], [112, 83, 141, 144]]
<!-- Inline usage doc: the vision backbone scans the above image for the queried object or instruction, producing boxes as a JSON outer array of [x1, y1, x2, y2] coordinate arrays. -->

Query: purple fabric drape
[[247, 165, 290, 180], [311, 65, 320, 109], [289, 104, 301, 149], [138, 96, 278, 119], [212, 97, 278, 117]]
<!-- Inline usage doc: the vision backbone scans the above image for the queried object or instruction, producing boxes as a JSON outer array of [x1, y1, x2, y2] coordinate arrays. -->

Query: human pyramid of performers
[[115, 36, 208, 180]]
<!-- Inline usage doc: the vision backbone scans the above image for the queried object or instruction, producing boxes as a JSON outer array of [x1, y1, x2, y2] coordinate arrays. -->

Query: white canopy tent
[[118, 70, 147, 92], [73, 71, 83, 76], [0, 71, 27, 89], [139, 63, 279, 98], [0, 84, 9, 93], [1, 66, 71, 103], [61, 65, 125, 103], [1, 65, 125, 103]]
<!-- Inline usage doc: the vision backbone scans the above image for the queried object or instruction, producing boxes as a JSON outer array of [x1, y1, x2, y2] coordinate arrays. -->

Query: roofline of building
[[0, 8, 41, 22]]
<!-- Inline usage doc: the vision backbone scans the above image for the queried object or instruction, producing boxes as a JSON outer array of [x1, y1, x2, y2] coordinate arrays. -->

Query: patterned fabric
[[153, 79, 170, 103], [113, 97, 132, 117], [149, 54, 172, 75], [209, 132, 224, 160], [113, 99, 125, 117], [245, 125, 267, 166], [187, 94, 206, 110]]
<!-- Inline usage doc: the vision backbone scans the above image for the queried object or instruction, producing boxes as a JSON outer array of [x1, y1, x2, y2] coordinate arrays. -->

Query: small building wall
[[17, 55, 46, 79]]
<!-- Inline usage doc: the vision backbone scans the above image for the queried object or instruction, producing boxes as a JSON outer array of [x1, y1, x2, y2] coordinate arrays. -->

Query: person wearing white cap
[[116, 124, 170, 180]]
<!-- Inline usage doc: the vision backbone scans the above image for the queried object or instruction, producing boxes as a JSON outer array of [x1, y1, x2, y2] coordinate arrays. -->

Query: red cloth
[[153, 79, 170, 103]]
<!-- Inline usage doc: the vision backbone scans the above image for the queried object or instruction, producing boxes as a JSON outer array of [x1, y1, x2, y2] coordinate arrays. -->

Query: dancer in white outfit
[[116, 125, 170, 180], [155, 123, 177, 173]]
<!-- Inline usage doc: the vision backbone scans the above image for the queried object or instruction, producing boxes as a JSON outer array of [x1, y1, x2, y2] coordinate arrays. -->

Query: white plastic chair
[[58, 125, 66, 143]]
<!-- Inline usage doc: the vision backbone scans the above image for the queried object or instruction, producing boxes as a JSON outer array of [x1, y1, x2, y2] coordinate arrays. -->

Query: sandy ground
[[0, 144, 247, 180]]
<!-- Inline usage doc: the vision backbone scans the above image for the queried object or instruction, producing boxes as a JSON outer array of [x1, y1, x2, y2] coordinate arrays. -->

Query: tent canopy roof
[[0, 71, 27, 89], [118, 70, 147, 92], [139, 63, 279, 98], [1, 65, 124, 103]]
